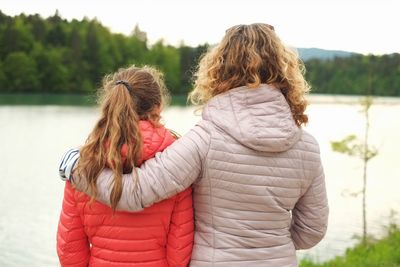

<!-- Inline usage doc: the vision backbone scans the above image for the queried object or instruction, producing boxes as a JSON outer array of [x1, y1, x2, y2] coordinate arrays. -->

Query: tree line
[[0, 11, 399, 96], [0, 11, 207, 95], [305, 54, 400, 96]]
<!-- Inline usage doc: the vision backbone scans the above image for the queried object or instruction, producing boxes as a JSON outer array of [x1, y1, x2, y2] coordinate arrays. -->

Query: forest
[[0, 11, 399, 96]]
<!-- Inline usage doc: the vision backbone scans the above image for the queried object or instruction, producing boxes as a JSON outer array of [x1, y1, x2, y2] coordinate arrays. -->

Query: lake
[[0, 95, 399, 266]]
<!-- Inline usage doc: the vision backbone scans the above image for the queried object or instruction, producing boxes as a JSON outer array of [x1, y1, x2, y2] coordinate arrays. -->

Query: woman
[[57, 65, 193, 267], [61, 23, 328, 267]]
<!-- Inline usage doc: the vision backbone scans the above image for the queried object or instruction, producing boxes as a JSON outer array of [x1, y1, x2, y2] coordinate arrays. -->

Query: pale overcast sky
[[1, 0, 399, 55]]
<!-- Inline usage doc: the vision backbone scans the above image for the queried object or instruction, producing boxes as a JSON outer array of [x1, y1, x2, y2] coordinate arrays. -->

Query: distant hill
[[297, 47, 357, 61]]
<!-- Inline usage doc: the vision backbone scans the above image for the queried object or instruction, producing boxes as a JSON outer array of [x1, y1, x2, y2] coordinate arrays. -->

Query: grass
[[0, 94, 189, 106], [300, 226, 400, 267]]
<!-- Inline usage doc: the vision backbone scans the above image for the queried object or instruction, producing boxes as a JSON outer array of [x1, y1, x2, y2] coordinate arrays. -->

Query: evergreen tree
[[0, 11, 398, 96]]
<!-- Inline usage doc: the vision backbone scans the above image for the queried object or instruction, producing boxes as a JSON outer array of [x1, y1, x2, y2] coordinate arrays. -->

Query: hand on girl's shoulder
[[59, 148, 80, 181]]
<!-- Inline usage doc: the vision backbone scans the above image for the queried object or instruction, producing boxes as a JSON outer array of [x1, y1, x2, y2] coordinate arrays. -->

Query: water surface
[[0, 96, 399, 266]]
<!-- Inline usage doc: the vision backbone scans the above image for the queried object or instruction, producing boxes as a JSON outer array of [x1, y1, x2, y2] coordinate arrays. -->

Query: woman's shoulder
[[295, 129, 321, 154]]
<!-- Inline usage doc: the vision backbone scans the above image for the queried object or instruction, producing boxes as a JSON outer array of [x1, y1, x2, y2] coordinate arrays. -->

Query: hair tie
[[115, 80, 133, 92]]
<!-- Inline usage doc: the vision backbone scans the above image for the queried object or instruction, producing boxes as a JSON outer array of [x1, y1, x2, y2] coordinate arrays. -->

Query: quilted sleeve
[[290, 153, 329, 250], [57, 182, 90, 267], [72, 120, 211, 211], [167, 187, 194, 267]]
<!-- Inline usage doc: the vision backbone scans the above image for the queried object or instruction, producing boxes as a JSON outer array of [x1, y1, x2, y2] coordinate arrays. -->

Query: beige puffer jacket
[[73, 84, 329, 267]]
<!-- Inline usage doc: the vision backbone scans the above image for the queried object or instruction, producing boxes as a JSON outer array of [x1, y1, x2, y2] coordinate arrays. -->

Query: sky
[[1, 0, 399, 55]]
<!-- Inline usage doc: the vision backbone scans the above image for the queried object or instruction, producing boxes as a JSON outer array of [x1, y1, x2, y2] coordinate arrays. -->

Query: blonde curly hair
[[189, 23, 310, 126]]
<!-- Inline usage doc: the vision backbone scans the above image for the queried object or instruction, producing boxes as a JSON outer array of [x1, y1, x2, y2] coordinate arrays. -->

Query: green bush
[[300, 229, 400, 267]]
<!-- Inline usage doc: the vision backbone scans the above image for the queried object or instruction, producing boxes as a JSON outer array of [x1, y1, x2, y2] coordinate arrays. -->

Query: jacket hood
[[202, 84, 301, 152]]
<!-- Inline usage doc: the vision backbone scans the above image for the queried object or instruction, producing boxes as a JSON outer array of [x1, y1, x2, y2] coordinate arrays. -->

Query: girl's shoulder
[[139, 120, 176, 160], [139, 120, 175, 142]]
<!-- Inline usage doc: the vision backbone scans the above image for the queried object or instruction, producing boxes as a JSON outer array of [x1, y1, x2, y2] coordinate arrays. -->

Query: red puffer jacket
[[57, 121, 194, 267]]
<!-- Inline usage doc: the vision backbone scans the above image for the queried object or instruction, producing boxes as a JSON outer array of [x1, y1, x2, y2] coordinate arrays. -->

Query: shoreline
[[1, 93, 399, 106], [309, 94, 400, 105], [0, 94, 189, 106]]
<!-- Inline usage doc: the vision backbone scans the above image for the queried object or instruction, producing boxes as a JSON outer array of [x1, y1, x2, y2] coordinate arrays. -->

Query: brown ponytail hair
[[76, 65, 169, 210]]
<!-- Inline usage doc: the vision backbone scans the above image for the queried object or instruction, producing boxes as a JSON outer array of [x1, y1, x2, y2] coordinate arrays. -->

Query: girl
[[57, 65, 194, 267], [61, 23, 328, 267]]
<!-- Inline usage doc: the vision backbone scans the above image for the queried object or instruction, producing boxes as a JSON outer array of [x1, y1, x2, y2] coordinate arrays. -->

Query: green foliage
[[331, 97, 378, 162], [0, 93, 96, 105], [331, 135, 378, 161], [3, 51, 40, 92], [0, 10, 398, 97], [331, 97, 378, 244], [305, 54, 400, 96], [300, 229, 400, 267], [0, 11, 207, 96], [0, 93, 189, 106]]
